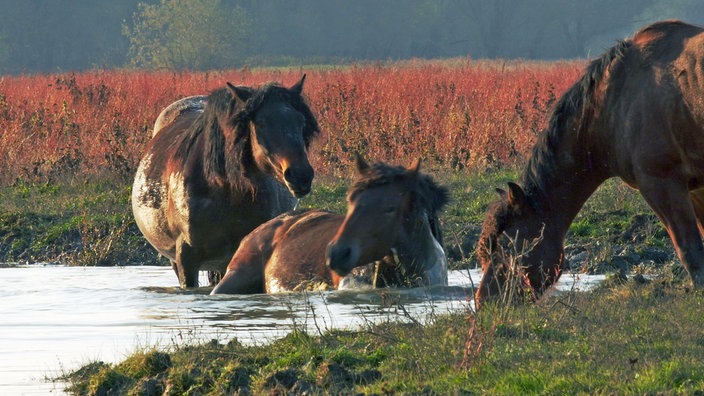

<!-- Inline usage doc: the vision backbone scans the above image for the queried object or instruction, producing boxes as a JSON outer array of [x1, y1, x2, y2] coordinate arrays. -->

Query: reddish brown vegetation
[[0, 59, 583, 185]]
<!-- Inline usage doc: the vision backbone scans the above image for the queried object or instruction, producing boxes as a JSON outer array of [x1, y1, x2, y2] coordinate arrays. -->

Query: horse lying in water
[[475, 20, 704, 307], [132, 76, 320, 288], [211, 155, 449, 294]]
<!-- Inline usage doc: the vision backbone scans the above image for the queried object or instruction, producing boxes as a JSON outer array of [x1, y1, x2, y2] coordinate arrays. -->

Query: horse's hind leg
[[639, 178, 704, 288], [207, 271, 222, 286], [175, 239, 200, 288]]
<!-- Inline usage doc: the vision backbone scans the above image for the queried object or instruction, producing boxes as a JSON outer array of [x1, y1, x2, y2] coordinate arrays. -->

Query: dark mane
[[349, 161, 449, 242], [520, 40, 632, 208], [175, 82, 320, 191]]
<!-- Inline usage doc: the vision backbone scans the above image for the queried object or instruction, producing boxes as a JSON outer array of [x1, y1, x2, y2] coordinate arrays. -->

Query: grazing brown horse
[[475, 20, 704, 307], [132, 76, 320, 287], [210, 155, 449, 294]]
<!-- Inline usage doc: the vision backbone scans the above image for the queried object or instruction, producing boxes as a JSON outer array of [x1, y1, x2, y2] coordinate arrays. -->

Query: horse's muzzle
[[284, 166, 314, 198], [325, 242, 359, 276]]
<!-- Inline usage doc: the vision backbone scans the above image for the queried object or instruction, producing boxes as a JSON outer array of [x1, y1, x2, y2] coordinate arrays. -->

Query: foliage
[[123, 0, 251, 70], [0, 59, 580, 185]]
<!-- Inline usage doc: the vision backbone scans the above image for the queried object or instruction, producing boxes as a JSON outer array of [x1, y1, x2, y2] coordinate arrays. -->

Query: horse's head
[[475, 182, 563, 307], [326, 154, 448, 278], [227, 75, 319, 198]]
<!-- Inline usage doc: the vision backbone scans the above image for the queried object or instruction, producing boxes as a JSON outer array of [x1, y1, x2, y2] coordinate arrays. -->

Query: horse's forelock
[[348, 162, 407, 200], [236, 82, 320, 146], [348, 162, 447, 216]]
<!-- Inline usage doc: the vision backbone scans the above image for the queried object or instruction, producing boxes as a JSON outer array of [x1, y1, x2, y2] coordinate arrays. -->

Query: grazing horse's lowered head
[[132, 75, 320, 288], [326, 154, 450, 287]]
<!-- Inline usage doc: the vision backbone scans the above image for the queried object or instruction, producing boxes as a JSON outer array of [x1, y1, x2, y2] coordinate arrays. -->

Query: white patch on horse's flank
[[133, 153, 164, 210], [132, 153, 152, 199], [132, 153, 174, 255], [338, 275, 374, 290]]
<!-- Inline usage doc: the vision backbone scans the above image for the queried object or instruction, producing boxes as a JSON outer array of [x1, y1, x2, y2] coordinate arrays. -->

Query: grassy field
[[60, 277, 703, 395]]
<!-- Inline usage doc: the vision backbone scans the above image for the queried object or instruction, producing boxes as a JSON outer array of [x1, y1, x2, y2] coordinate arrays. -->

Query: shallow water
[[0, 265, 604, 395]]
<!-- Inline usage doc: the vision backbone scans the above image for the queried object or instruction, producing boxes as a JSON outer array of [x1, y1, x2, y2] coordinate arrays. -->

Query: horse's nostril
[[284, 168, 294, 182], [284, 166, 314, 197], [325, 245, 356, 276]]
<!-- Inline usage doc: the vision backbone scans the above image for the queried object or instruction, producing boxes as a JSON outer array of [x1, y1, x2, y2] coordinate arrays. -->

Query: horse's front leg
[[639, 178, 704, 288], [175, 237, 200, 288]]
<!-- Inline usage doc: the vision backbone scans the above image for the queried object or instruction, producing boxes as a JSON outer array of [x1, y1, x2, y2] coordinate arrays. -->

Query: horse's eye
[[383, 207, 396, 215]]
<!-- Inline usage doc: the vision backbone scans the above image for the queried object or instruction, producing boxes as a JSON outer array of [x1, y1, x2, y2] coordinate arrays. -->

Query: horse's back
[[599, 21, 704, 184], [153, 96, 207, 137], [211, 210, 342, 294], [264, 210, 343, 292]]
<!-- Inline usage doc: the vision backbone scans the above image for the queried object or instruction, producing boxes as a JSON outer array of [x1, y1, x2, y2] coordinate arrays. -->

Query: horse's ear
[[354, 152, 370, 174], [407, 158, 421, 181], [290, 74, 306, 95], [409, 158, 421, 174], [226, 82, 253, 103], [495, 187, 508, 199], [507, 182, 527, 208]]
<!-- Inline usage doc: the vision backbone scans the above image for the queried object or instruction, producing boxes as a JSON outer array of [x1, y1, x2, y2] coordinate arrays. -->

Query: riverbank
[[59, 274, 703, 395]]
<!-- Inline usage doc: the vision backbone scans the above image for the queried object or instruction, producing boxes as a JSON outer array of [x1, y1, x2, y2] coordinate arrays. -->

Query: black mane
[[520, 40, 632, 207]]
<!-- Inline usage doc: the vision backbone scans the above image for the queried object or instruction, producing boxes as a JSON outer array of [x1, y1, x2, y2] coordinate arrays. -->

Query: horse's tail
[[152, 96, 208, 137]]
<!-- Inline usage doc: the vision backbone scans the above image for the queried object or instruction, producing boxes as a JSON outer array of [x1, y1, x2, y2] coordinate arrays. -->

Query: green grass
[[60, 279, 704, 395], [0, 175, 162, 265]]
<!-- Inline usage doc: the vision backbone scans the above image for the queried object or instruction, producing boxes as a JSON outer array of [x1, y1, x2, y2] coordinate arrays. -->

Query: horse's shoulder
[[284, 209, 340, 232]]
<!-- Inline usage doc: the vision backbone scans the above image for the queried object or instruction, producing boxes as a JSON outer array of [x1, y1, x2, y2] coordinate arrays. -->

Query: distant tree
[[124, 0, 252, 70]]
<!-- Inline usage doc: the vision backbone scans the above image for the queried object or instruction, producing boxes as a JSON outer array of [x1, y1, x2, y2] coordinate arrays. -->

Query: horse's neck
[[395, 213, 447, 282], [527, 154, 608, 240], [232, 174, 296, 213]]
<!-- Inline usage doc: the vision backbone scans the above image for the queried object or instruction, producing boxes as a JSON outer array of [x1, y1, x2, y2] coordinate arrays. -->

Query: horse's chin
[[326, 259, 354, 277], [288, 184, 311, 198]]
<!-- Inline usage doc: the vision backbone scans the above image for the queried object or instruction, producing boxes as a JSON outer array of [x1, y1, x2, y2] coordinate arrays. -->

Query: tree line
[[1, 0, 703, 74]]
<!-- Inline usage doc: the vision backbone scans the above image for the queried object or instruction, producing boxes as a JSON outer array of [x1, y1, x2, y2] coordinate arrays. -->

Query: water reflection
[[0, 264, 602, 395]]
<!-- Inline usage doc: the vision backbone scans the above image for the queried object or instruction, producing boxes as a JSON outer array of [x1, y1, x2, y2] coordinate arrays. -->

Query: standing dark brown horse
[[132, 76, 319, 287], [475, 21, 704, 307], [210, 155, 449, 294]]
